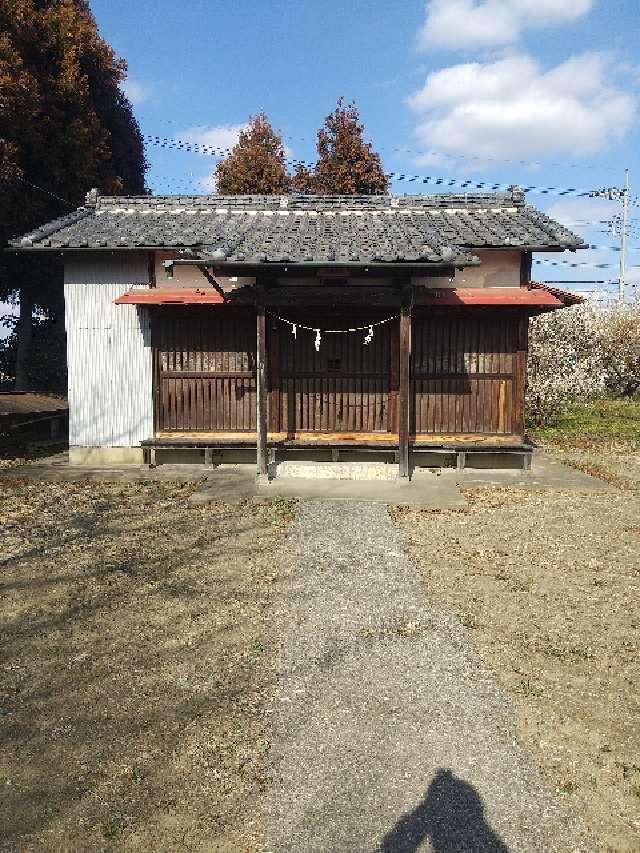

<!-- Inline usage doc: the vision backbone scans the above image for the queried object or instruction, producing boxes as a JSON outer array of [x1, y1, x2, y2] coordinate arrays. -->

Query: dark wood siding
[[151, 305, 526, 440], [411, 309, 520, 436], [276, 312, 393, 434], [153, 307, 256, 432]]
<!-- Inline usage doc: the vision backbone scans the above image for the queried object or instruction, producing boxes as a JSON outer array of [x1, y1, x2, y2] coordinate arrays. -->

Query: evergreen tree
[[214, 113, 289, 194], [292, 98, 388, 195], [0, 0, 146, 391]]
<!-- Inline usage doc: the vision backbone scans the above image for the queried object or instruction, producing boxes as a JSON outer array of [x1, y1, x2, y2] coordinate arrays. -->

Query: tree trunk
[[51, 310, 68, 394], [14, 288, 34, 391]]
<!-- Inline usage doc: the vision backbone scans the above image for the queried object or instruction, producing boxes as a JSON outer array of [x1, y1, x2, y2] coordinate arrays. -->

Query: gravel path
[[263, 501, 588, 853]]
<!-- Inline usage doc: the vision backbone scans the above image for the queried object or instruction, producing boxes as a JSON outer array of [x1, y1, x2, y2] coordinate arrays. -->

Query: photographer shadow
[[378, 768, 511, 853]]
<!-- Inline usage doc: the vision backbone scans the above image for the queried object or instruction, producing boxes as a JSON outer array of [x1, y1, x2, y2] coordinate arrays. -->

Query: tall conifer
[[0, 0, 146, 390], [292, 98, 388, 195], [214, 114, 289, 195]]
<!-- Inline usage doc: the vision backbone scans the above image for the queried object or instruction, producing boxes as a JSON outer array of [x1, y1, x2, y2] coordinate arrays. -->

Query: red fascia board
[[114, 286, 566, 308], [114, 288, 224, 305], [418, 288, 564, 307]]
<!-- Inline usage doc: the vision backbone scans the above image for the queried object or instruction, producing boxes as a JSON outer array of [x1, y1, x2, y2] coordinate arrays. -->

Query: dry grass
[[393, 471, 640, 852], [539, 441, 640, 492], [0, 478, 293, 852]]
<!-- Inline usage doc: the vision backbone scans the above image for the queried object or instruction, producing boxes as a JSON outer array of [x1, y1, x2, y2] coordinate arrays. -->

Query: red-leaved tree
[[292, 98, 388, 195], [214, 113, 290, 194], [0, 0, 146, 391]]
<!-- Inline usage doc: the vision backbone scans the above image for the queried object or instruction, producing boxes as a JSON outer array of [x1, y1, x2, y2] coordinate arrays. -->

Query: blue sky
[[61, 2, 640, 298], [3, 3, 637, 338]]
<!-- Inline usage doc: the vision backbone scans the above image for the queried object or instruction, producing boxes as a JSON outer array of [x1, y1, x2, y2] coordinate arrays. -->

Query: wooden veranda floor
[[147, 431, 525, 448]]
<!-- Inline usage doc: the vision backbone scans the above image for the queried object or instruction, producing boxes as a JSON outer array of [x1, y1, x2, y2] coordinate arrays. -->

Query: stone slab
[[188, 465, 257, 504], [457, 450, 614, 492], [272, 460, 399, 481], [255, 473, 466, 508]]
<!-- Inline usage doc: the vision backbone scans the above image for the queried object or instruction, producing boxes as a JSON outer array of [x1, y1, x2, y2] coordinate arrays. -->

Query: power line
[[143, 134, 616, 201], [534, 257, 640, 271], [585, 244, 640, 252], [378, 145, 601, 172], [149, 119, 615, 174], [385, 174, 592, 197], [13, 175, 72, 207]]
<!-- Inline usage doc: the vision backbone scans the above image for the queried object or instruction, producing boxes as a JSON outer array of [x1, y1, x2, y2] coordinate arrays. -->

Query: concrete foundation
[[153, 448, 257, 466], [68, 446, 145, 466], [461, 451, 527, 470], [68, 444, 531, 472], [1, 450, 614, 500]]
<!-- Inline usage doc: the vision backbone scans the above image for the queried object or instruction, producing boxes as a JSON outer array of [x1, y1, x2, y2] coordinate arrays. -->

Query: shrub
[[600, 305, 640, 397], [527, 299, 640, 425]]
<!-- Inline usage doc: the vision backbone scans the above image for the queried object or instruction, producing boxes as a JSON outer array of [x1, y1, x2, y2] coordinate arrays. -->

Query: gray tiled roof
[[12, 189, 584, 265]]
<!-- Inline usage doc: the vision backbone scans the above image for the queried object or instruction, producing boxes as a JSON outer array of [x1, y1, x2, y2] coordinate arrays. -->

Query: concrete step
[[271, 461, 399, 481]]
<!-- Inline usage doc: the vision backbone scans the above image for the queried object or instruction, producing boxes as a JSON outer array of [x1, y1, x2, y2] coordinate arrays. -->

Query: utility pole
[[619, 168, 629, 303]]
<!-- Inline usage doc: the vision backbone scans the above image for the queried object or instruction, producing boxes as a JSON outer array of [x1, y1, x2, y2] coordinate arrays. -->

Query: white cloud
[[419, 0, 595, 49], [179, 123, 294, 159], [544, 197, 620, 228], [120, 77, 152, 105], [179, 123, 248, 155], [407, 53, 635, 161], [180, 123, 294, 192], [411, 150, 458, 169], [198, 172, 218, 192]]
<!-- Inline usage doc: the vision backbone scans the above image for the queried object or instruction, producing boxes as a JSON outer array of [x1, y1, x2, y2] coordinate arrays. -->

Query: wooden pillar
[[398, 282, 412, 478], [520, 250, 532, 286], [268, 314, 281, 433], [513, 311, 529, 440], [256, 285, 268, 477]]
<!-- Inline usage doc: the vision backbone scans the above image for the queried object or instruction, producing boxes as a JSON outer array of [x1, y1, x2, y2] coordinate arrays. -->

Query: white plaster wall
[[154, 249, 522, 290], [454, 250, 522, 287], [154, 250, 255, 289], [412, 250, 522, 289]]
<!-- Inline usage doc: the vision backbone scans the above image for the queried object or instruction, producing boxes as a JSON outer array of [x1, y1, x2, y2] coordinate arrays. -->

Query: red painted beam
[[417, 287, 564, 307], [114, 284, 582, 308], [114, 288, 225, 305]]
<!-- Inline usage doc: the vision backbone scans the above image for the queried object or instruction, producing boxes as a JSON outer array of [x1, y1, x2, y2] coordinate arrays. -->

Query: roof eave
[[529, 281, 585, 307], [168, 259, 477, 271], [472, 243, 586, 252], [8, 242, 586, 255]]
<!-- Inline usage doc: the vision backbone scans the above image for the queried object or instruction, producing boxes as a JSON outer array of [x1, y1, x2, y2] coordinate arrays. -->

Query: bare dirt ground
[[394, 443, 640, 853], [0, 478, 293, 852]]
